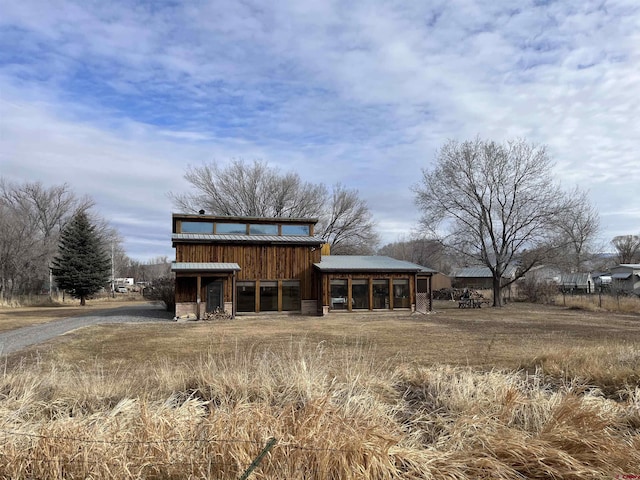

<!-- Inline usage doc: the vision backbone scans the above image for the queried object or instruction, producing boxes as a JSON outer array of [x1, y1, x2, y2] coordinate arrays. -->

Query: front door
[[206, 281, 223, 312]]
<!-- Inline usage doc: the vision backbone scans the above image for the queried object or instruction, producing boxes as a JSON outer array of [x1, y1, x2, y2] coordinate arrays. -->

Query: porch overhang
[[171, 262, 241, 273]]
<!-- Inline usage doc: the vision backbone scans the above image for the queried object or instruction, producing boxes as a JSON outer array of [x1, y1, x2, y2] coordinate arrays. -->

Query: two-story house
[[171, 213, 435, 317]]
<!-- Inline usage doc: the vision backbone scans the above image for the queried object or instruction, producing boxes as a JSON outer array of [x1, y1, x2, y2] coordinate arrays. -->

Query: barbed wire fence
[[0, 428, 362, 479]]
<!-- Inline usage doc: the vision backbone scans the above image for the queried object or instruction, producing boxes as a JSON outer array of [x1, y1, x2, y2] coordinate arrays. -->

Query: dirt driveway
[[0, 303, 174, 355]]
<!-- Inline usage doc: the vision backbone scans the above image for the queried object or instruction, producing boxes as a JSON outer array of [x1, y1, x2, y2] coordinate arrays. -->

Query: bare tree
[[171, 159, 326, 218], [0, 179, 94, 302], [611, 235, 640, 264], [551, 189, 600, 272], [317, 183, 379, 254], [378, 235, 449, 272], [413, 138, 576, 306], [170, 159, 379, 254]]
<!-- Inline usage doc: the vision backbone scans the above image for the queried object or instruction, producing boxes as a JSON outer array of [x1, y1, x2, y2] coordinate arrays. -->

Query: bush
[[517, 278, 558, 304], [143, 276, 175, 313]]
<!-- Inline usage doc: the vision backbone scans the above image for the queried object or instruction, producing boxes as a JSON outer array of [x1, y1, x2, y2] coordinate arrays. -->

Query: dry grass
[[556, 293, 640, 313], [1, 301, 640, 478], [1, 345, 639, 479]]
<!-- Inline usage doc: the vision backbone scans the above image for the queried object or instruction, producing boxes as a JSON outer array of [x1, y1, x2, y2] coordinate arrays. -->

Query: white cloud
[[1, 0, 639, 261]]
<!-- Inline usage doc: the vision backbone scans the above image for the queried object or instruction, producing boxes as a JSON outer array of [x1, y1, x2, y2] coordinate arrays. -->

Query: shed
[[610, 264, 640, 295]]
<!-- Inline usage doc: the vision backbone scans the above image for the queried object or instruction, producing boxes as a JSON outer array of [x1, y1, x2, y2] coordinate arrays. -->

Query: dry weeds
[[1, 301, 639, 478], [1, 343, 639, 479]]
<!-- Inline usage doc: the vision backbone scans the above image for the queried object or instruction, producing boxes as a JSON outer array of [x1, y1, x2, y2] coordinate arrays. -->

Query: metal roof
[[612, 272, 632, 280], [172, 233, 325, 245], [314, 255, 436, 273], [172, 213, 319, 224], [560, 273, 592, 286], [454, 265, 518, 278], [171, 262, 241, 272]]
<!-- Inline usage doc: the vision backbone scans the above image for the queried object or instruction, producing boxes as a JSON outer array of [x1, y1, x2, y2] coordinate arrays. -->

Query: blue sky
[[1, 0, 639, 261]]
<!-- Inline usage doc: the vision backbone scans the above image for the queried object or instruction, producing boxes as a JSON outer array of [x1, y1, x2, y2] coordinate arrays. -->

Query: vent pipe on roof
[[199, 209, 205, 215]]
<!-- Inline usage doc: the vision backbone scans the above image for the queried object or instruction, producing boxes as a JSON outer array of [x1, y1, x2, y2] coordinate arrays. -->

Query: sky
[[1, 0, 639, 262]]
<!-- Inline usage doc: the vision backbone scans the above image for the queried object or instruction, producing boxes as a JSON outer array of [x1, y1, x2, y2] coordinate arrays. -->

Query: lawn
[[1, 300, 639, 479]]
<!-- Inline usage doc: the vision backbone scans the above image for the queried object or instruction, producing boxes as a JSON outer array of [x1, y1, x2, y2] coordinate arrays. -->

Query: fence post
[[239, 437, 277, 480]]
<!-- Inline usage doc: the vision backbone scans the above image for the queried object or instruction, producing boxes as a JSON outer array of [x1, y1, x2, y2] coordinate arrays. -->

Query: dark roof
[[612, 272, 632, 280], [171, 262, 241, 272], [172, 233, 325, 246], [314, 255, 436, 274]]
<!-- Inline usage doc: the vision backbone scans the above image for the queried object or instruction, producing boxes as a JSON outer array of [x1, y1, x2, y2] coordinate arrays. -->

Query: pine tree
[[51, 211, 111, 305]]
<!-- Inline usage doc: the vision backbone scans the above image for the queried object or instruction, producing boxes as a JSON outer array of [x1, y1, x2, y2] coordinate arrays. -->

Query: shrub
[[143, 276, 175, 312]]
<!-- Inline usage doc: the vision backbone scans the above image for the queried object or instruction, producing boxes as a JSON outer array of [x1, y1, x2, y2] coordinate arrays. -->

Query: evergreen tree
[[51, 211, 111, 305]]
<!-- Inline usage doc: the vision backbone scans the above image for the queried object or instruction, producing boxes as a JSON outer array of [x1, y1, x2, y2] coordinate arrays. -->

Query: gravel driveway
[[0, 303, 174, 355]]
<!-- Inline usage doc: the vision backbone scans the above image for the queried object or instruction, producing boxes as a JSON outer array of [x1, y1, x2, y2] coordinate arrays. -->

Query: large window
[[281, 224, 310, 236], [237, 281, 256, 312], [330, 279, 348, 310], [260, 281, 278, 312], [216, 223, 247, 234], [282, 280, 301, 311], [181, 221, 214, 233], [373, 279, 390, 309], [351, 279, 369, 310], [393, 279, 410, 308], [250, 224, 278, 235]]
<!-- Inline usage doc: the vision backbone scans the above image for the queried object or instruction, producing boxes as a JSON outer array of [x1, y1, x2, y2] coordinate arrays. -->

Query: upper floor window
[[249, 224, 278, 235], [281, 224, 310, 236], [181, 221, 214, 234], [216, 223, 247, 234]]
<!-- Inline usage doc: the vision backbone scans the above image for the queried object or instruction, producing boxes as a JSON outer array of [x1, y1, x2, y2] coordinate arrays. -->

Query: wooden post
[[239, 437, 277, 480], [196, 275, 202, 319]]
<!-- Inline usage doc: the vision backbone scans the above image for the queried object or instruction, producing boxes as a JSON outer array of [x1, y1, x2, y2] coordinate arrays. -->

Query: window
[[237, 281, 256, 312], [373, 279, 390, 309], [249, 224, 278, 235], [216, 223, 247, 234], [351, 279, 369, 310], [393, 279, 410, 308], [181, 221, 214, 234], [282, 280, 301, 311], [330, 279, 348, 310], [281, 224, 310, 236], [260, 281, 278, 312]]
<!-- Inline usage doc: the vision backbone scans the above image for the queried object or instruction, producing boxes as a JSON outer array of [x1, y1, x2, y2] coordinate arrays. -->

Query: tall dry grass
[[1, 342, 639, 479], [556, 293, 640, 314]]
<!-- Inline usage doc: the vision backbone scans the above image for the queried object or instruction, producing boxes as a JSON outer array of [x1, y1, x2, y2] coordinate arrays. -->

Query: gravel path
[[0, 303, 174, 355]]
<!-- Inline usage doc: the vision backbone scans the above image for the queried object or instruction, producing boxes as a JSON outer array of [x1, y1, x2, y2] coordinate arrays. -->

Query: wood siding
[[175, 243, 321, 299]]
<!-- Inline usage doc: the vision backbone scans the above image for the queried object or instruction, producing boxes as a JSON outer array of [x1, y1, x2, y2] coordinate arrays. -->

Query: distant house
[[559, 272, 593, 294], [525, 265, 562, 284], [610, 264, 640, 295], [452, 265, 518, 297], [171, 213, 437, 318]]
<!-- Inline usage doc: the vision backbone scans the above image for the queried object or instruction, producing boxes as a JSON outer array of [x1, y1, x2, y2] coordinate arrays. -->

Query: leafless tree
[[170, 159, 379, 254], [317, 183, 379, 254], [551, 189, 601, 272], [611, 235, 640, 264], [172, 159, 326, 218], [413, 138, 578, 306], [378, 235, 449, 272], [0, 179, 94, 302]]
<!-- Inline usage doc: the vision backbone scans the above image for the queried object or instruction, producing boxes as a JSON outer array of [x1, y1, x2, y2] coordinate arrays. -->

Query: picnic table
[[458, 297, 488, 308]]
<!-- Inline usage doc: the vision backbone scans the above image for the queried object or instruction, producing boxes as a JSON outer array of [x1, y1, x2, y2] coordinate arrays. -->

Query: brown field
[[0, 297, 141, 333], [1, 300, 639, 479]]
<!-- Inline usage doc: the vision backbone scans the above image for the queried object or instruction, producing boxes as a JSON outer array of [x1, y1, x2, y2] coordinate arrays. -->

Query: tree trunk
[[492, 276, 502, 307], [80, 295, 86, 306]]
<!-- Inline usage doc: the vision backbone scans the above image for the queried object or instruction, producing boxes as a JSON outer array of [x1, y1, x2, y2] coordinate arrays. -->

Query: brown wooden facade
[[171, 213, 434, 317]]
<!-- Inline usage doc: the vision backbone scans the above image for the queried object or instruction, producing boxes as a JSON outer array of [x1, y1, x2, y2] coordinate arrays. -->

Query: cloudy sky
[[1, 0, 639, 261]]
